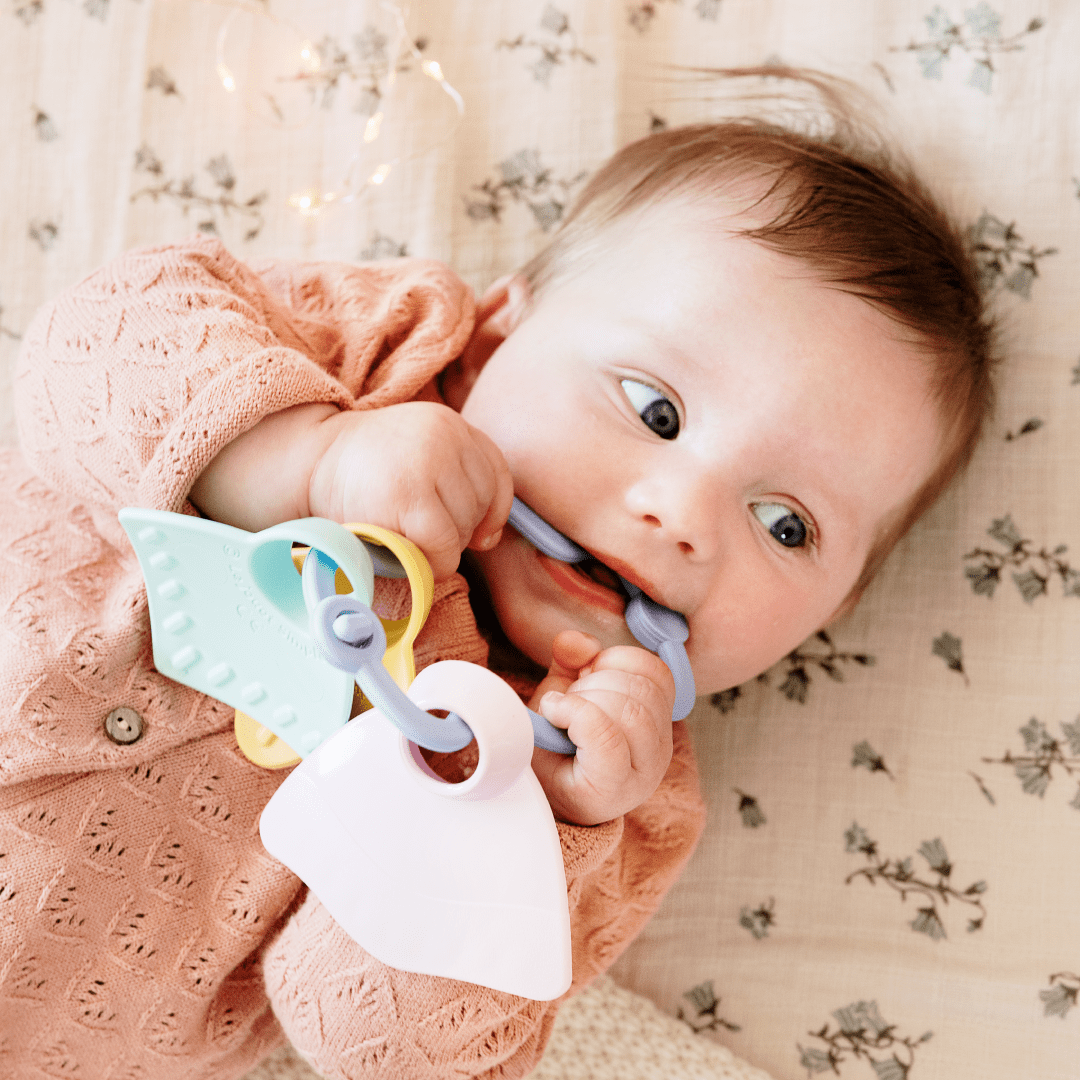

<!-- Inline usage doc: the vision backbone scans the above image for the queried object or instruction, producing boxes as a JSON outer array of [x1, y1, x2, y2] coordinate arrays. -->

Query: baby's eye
[[620, 379, 680, 440], [753, 502, 810, 549]]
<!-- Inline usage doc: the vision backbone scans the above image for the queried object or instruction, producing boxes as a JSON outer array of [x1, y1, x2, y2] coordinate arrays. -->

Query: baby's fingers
[[464, 427, 514, 552], [535, 679, 673, 825], [397, 498, 477, 581], [561, 667, 673, 758], [542, 672, 672, 774]]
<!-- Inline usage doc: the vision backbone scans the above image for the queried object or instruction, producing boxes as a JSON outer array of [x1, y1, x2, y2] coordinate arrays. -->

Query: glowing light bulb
[[364, 112, 383, 143], [288, 190, 329, 215], [217, 63, 237, 93], [299, 41, 320, 71], [422, 60, 444, 81], [371, 164, 391, 185]]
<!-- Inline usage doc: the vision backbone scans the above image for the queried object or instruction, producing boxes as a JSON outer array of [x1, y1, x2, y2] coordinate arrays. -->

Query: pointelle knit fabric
[[1, 236, 706, 1079]]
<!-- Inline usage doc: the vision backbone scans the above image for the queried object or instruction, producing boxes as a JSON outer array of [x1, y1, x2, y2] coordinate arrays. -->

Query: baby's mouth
[[578, 558, 630, 596], [534, 550, 630, 617]]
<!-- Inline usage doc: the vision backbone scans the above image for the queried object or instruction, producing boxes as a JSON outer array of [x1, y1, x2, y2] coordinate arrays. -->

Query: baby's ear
[[442, 273, 531, 409]]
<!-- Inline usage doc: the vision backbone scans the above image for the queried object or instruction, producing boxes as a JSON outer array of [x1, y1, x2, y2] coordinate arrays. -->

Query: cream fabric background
[[2, 2, 1077, 1079]]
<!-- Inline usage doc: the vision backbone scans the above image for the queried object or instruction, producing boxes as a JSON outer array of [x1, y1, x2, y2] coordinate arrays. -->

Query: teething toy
[[119, 508, 581, 760], [118, 509, 372, 758], [259, 660, 573, 1000], [507, 497, 697, 720], [120, 502, 693, 998], [235, 523, 436, 768]]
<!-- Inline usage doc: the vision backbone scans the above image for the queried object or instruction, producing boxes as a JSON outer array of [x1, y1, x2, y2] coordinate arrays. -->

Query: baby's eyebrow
[[618, 317, 700, 373], [795, 471, 862, 558]]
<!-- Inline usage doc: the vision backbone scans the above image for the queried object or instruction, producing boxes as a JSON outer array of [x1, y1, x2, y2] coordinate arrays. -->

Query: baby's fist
[[530, 630, 675, 825], [309, 401, 514, 580]]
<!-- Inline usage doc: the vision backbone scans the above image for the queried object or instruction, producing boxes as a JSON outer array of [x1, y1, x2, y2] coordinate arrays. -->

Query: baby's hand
[[309, 401, 514, 580], [529, 630, 675, 826]]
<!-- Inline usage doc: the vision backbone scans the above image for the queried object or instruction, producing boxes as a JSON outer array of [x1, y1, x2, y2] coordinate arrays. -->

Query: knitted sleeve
[[13, 235, 475, 515], [261, 723, 705, 1080], [11, 236, 706, 1079]]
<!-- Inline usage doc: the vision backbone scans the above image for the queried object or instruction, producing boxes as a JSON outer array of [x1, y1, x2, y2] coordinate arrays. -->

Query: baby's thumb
[[527, 632, 602, 710], [549, 630, 603, 679]]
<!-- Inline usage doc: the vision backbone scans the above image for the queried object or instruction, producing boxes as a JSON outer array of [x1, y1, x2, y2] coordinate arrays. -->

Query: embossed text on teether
[[223, 544, 318, 660]]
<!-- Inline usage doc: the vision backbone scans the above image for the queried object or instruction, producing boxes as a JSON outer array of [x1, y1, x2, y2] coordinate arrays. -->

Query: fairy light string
[[212, 0, 464, 215]]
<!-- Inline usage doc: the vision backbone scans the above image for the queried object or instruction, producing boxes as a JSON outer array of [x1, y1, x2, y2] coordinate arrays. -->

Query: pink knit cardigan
[[1, 237, 705, 1079]]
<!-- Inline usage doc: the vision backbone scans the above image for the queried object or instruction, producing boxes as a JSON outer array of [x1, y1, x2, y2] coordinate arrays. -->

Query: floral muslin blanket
[[1, 2, 1076, 1079]]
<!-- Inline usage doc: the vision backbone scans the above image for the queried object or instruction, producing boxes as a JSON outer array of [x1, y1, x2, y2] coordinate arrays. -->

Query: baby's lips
[[537, 553, 627, 617]]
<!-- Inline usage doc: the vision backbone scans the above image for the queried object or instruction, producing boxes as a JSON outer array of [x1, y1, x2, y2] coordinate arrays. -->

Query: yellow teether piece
[[235, 524, 435, 769], [348, 523, 435, 691]]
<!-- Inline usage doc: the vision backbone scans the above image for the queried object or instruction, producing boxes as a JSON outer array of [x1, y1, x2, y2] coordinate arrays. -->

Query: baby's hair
[[520, 67, 997, 606]]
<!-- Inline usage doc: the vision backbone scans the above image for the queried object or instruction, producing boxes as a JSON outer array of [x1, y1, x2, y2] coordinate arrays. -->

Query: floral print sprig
[[710, 687, 740, 712], [14, 0, 126, 22], [799, 1000, 932, 1078], [628, 0, 721, 32], [982, 717, 1080, 808], [277, 27, 414, 117], [892, 4, 1044, 93], [131, 147, 267, 242], [13, 0, 42, 23], [498, 5, 596, 85], [1004, 417, 1043, 440], [32, 106, 57, 142], [628, 0, 677, 32], [677, 980, 741, 1034], [763, 630, 876, 705], [28, 219, 59, 252], [710, 631, 875, 711], [739, 897, 776, 939], [146, 66, 182, 99], [734, 789, 766, 828], [845, 825, 987, 938], [359, 232, 409, 261], [465, 148, 587, 232], [969, 771, 996, 805], [1041, 972, 1080, 1019], [931, 631, 967, 684], [852, 740, 894, 779], [967, 212, 1056, 298], [964, 515, 1080, 602]]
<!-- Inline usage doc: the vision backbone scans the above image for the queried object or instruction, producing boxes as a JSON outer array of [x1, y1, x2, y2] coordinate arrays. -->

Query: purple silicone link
[[304, 555, 474, 753], [510, 497, 696, 722]]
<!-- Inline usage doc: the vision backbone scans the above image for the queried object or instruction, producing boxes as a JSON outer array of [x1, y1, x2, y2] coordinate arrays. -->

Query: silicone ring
[[401, 661, 536, 801]]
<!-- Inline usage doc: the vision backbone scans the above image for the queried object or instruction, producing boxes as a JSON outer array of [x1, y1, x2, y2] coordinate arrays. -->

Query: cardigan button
[[104, 707, 144, 745]]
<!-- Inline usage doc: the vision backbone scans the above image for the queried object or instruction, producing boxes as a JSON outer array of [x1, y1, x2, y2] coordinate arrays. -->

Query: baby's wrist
[[189, 401, 339, 529]]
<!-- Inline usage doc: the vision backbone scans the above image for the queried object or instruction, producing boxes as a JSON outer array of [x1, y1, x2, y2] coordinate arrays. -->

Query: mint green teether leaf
[[119, 509, 374, 757]]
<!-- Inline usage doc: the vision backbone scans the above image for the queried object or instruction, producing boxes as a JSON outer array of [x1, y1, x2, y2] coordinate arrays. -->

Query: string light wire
[[210, 0, 464, 215]]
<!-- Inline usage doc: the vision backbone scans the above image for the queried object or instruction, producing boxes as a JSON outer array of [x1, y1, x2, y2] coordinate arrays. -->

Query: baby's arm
[[15, 239, 477, 525], [189, 398, 513, 580], [529, 630, 676, 825]]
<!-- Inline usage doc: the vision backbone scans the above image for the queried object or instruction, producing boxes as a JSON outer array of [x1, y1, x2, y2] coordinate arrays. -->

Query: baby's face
[[457, 201, 941, 694]]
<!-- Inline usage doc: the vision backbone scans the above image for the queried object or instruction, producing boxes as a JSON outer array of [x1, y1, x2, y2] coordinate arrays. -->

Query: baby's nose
[[626, 473, 719, 562]]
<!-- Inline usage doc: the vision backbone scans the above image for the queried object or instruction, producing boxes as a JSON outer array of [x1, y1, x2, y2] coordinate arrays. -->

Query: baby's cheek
[[684, 615, 768, 696]]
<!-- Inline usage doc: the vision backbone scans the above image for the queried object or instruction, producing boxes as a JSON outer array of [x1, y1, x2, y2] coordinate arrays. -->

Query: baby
[[2, 94, 993, 1080], [190, 117, 993, 828]]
